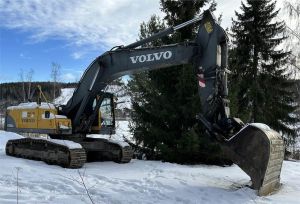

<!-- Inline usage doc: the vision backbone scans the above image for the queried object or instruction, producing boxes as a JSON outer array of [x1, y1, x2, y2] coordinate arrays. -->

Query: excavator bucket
[[221, 123, 284, 196]]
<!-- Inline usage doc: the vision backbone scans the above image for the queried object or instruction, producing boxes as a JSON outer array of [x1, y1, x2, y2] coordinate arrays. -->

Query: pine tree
[[229, 0, 299, 139], [128, 0, 230, 164]]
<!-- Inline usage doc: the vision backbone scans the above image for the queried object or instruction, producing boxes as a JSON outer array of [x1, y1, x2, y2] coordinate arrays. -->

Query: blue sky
[[0, 27, 93, 82], [1, 0, 293, 83], [0, 0, 166, 83]]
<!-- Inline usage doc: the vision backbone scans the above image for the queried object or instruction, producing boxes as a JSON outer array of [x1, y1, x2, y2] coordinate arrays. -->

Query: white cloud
[[71, 52, 85, 60], [0, 0, 163, 55], [0, 0, 246, 55], [19, 53, 31, 59], [61, 73, 77, 82], [60, 69, 83, 82], [213, 0, 287, 28], [0, 1, 244, 55], [2, 0, 295, 69], [204, 0, 242, 29]]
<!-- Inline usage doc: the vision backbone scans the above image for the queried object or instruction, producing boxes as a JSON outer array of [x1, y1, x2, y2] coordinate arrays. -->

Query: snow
[[31, 137, 82, 149], [88, 120, 133, 147], [59, 124, 71, 130], [115, 95, 132, 110], [0, 131, 80, 149], [250, 123, 272, 131], [105, 139, 129, 148], [54, 88, 75, 105], [1, 89, 297, 203], [55, 115, 68, 119], [7, 102, 55, 110], [0, 131, 24, 142], [231, 123, 273, 140], [1, 125, 300, 203]]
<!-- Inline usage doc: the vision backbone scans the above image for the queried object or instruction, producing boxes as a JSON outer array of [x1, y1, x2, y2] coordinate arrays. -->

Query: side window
[[45, 111, 50, 119]]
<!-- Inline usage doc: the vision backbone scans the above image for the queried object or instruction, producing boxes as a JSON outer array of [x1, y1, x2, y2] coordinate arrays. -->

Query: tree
[[229, 0, 299, 139], [51, 62, 61, 100], [19, 69, 26, 102], [128, 0, 230, 164], [18, 68, 34, 102], [283, 0, 300, 77], [26, 68, 34, 101]]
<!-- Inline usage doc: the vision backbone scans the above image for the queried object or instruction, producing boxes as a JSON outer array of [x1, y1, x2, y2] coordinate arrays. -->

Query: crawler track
[[6, 138, 86, 169], [118, 146, 133, 163], [79, 138, 133, 163]]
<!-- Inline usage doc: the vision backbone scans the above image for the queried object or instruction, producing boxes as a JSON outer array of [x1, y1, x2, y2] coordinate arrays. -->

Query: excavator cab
[[91, 92, 116, 134]]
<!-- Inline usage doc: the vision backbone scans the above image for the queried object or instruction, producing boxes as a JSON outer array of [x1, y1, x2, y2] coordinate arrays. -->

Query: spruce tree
[[229, 0, 299, 139], [128, 0, 229, 164]]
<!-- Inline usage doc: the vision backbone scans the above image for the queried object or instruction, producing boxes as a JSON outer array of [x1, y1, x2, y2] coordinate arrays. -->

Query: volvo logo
[[130, 51, 173, 64]]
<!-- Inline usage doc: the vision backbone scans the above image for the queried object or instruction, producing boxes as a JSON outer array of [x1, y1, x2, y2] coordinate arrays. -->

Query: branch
[[59, 170, 95, 204], [78, 170, 95, 204]]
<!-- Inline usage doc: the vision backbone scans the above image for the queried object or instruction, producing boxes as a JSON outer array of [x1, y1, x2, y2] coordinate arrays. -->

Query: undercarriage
[[5, 136, 133, 168]]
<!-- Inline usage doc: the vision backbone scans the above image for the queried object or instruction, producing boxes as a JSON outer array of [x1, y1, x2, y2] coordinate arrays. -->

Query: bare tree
[[283, 1, 300, 158], [51, 62, 61, 100], [19, 69, 26, 102], [283, 1, 300, 76], [26, 68, 34, 101]]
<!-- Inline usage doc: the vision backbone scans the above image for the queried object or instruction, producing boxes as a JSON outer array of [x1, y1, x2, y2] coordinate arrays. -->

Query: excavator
[[4, 10, 284, 196]]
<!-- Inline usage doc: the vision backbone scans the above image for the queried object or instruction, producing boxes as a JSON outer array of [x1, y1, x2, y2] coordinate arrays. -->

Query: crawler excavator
[[4, 10, 284, 196]]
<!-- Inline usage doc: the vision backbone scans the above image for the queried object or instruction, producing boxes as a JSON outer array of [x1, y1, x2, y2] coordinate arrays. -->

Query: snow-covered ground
[[0, 88, 299, 203], [0, 128, 300, 204], [54, 88, 75, 105]]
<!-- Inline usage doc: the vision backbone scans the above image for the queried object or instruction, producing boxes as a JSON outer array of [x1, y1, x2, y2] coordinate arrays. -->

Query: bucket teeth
[[221, 124, 284, 196], [258, 128, 284, 196]]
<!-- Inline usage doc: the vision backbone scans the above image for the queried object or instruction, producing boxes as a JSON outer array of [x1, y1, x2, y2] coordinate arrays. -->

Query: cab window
[[45, 111, 50, 119], [100, 98, 113, 126]]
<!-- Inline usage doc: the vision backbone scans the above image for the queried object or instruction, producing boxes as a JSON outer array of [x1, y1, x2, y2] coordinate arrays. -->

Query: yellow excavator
[[6, 85, 104, 136], [4, 10, 284, 196]]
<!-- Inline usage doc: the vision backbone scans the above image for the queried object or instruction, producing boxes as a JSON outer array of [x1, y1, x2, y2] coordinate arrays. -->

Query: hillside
[[0, 82, 77, 113]]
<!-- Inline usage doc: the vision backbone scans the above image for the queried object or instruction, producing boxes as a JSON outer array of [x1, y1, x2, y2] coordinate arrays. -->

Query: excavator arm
[[59, 10, 284, 195], [61, 43, 197, 130], [62, 10, 228, 133]]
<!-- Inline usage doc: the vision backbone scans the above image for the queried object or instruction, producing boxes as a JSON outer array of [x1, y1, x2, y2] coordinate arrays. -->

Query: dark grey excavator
[[5, 10, 284, 196]]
